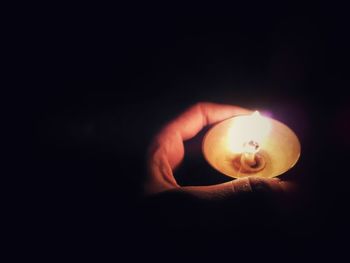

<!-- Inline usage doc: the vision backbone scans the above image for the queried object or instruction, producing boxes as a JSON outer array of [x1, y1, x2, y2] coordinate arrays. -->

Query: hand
[[145, 102, 294, 200]]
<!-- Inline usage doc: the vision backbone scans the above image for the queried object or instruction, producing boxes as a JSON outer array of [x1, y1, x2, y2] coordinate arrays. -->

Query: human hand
[[145, 102, 294, 200]]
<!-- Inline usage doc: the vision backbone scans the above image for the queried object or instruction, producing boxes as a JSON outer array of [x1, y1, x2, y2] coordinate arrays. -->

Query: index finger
[[146, 102, 252, 194], [154, 102, 251, 168], [163, 102, 252, 141]]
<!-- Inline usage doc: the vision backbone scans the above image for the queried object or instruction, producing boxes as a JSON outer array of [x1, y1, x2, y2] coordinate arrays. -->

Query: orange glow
[[228, 111, 271, 154]]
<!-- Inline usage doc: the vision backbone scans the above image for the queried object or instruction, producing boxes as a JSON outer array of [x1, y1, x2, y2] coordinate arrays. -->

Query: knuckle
[[248, 177, 277, 194]]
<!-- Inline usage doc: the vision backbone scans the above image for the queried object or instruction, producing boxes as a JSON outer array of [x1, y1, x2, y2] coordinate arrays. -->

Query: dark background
[[20, 1, 350, 260]]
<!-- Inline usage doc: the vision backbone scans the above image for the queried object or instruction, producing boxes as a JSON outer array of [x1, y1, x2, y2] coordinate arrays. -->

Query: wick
[[235, 140, 266, 173], [243, 152, 257, 167]]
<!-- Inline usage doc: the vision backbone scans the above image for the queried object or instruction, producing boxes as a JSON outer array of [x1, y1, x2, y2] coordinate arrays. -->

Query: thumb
[[177, 177, 295, 201]]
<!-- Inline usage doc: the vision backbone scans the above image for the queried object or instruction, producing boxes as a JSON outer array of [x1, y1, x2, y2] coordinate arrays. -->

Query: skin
[[144, 102, 295, 200]]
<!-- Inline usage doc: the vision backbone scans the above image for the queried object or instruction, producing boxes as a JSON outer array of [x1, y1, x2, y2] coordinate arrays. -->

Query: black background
[[19, 1, 350, 260]]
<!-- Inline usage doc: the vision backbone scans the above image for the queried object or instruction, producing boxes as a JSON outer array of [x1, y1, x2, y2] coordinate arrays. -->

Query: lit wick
[[239, 140, 266, 173], [232, 111, 268, 173], [242, 140, 260, 166]]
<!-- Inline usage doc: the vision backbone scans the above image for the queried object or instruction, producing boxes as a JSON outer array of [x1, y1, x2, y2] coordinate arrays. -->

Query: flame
[[229, 111, 271, 154]]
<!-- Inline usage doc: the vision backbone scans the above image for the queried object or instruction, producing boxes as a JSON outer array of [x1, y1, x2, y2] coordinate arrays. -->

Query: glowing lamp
[[202, 111, 300, 178]]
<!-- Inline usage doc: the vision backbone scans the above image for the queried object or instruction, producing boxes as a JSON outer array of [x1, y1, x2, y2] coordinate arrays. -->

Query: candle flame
[[229, 111, 271, 154], [252, 110, 260, 118]]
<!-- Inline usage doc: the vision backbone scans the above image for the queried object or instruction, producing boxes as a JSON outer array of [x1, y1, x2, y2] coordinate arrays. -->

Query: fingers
[[145, 152, 181, 194], [146, 132, 183, 194], [146, 102, 251, 195], [151, 102, 251, 169]]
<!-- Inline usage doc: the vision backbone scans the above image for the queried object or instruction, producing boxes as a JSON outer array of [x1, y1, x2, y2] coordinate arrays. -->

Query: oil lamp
[[202, 111, 300, 178]]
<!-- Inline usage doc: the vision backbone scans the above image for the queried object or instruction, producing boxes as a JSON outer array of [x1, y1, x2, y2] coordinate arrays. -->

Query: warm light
[[228, 111, 271, 154]]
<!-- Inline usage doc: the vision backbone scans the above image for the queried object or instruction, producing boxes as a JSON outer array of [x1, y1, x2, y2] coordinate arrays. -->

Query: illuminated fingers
[[146, 103, 251, 194], [151, 102, 251, 169]]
